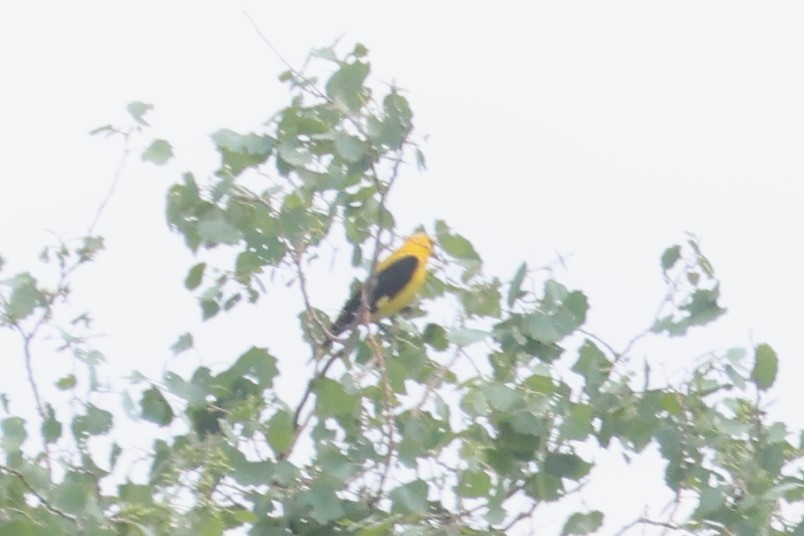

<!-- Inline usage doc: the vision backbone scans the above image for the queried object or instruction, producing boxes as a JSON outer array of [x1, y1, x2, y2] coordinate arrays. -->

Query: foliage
[[1, 43, 802, 536]]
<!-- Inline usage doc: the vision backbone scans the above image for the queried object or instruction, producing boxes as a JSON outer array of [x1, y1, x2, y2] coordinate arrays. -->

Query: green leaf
[[692, 487, 725, 519], [277, 141, 313, 167], [119, 482, 155, 505], [390, 479, 428, 515], [56, 374, 77, 390], [200, 296, 220, 320], [277, 104, 334, 138], [423, 323, 449, 351], [526, 472, 562, 501], [315, 378, 359, 418], [523, 311, 562, 343], [398, 412, 448, 467], [507, 262, 528, 307], [4, 273, 45, 321], [447, 328, 489, 346], [512, 411, 547, 437], [438, 232, 480, 261], [561, 511, 604, 535], [377, 92, 413, 149], [385, 358, 408, 394], [572, 340, 611, 395], [54, 471, 92, 514], [42, 404, 62, 444], [523, 372, 556, 397], [166, 172, 205, 251], [110, 442, 122, 469], [185, 262, 206, 290], [461, 281, 502, 317], [1, 417, 27, 452], [236, 251, 263, 279], [200, 295, 220, 320], [352, 43, 369, 57], [333, 131, 367, 162], [304, 477, 345, 523], [142, 138, 173, 165], [230, 450, 275, 486], [682, 288, 726, 326], [197, 514, 225, 536], [326, 60, 370, 111], [170, 332, 194, 355], [311, 46, 337, 61], [89, 124, 115, 136], [759, 442, 785, 476], [482, 384, 519, 412], [661, 245, 682, 271], [492, 421, 542, 463], [78, 235, 104, 260], [752, 343, 778, 390], [544, 453, 589, 480], [224, 347, 278, 389], [456, 470, 492, 498], [127, 101, 153, 125], [164, 371, 206, 405], [76, 404, 113, 436], [655, 424, 683, 475], [140, 387, 174, 426], [266, 411, 294, 455], [198, 219, 242, 245], [559, 403, 593, 441], [318, 446, 358, 483], [563, 291, 589, 324], [415, 147, 427, 171], [210, 129, 274, 176]]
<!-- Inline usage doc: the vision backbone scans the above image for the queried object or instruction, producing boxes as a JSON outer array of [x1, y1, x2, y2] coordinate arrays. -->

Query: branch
[[289, 243, 337, 352], [288, 351, 340, 437], [15, 326, 46, 423], [0, 464, 79, 525], [242, 12, 329, 103], [365, 330, 397, 505], [412, 345, 463, 416], [88, 128, 133, 235], [611, 516, 690, 536], [500, 501, 539, 533]]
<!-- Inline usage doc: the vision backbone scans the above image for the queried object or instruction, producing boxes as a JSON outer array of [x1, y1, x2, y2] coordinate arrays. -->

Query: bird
[[328, 233, 435, 343]]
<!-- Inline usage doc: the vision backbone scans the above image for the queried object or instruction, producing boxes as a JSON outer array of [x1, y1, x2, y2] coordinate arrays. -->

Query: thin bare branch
[[242, 12, 329, 102], [0, 464, 79, 525], [88, 129, 132, 235]]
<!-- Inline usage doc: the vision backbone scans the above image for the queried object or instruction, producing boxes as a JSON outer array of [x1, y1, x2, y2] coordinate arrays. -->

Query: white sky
[[1, 2, 803, 533]]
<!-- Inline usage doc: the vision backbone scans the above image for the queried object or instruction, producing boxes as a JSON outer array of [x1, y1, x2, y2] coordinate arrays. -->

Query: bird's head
[[407, 233, 435, 255]]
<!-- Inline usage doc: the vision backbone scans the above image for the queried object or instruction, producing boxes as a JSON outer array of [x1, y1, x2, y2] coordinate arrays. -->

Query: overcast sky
[[1, 2, 803, 533]]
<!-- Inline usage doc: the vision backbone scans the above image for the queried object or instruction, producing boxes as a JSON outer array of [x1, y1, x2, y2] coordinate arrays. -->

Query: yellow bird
[[329, 233, 435, 339]]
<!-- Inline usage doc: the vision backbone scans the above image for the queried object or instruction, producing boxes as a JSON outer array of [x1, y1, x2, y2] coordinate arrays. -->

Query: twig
[[611, 516, 689, 536], [500, 501, 539, 532], [289, 351, 340, 435], [289, 243, 336, 351], [366, 330, 397, 504], [17, 328, 47, 423], [411, 345, 463, 416], [242, 12, 328, 102], [0, 464, 79, 525], [88, 129, 132, 235]]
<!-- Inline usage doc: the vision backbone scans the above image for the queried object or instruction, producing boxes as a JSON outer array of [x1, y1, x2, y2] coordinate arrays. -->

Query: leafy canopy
[[0, 43, 802, 536]]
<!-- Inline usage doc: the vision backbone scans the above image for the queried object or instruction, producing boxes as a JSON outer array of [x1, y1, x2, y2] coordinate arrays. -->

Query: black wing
[[330, 255, 419, 335]]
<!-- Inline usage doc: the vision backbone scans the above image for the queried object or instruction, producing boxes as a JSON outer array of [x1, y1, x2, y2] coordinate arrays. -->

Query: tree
[[1, 43, 802, 536]]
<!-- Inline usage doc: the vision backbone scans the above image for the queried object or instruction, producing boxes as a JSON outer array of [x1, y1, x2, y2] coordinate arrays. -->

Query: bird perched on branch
[[328, 233, 435, 343]]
